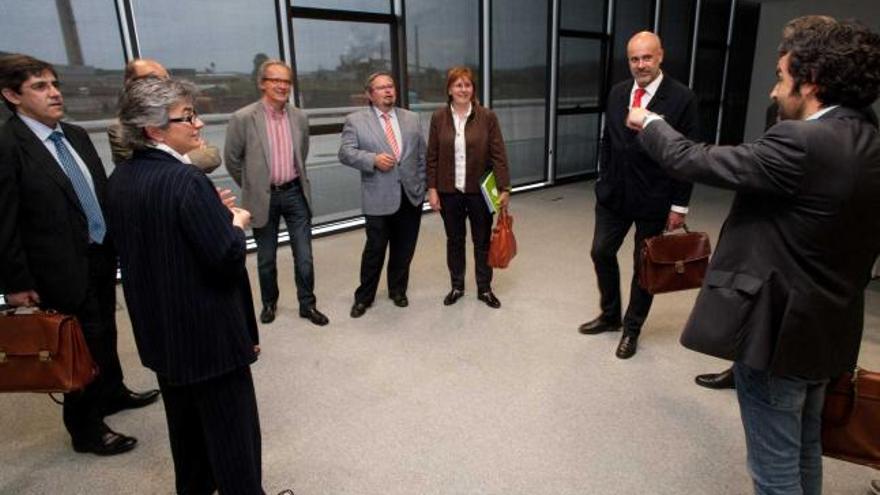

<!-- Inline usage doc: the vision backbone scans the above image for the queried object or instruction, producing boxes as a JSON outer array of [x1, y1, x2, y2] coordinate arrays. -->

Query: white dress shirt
[[451, 103, 472, 192]]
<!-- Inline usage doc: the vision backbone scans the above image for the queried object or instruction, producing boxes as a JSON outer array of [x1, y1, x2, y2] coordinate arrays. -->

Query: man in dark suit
[[0, 54, 158, 456], [338, 72, 426, 318], [579, 31, 699, 359], [627, 19, 880, 494]]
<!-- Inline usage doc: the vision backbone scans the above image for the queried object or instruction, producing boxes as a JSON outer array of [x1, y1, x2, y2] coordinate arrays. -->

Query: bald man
[[579, 32, 699, 359], [108, 58, 221, 172]]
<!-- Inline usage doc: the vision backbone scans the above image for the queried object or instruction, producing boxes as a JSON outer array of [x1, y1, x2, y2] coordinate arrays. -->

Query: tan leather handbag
[[0, 307, 98, 393], [638, 226, 711, 294], [822, 367, 880, 469]]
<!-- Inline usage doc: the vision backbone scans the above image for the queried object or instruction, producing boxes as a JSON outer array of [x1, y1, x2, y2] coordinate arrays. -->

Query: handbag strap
[[825, 368, 860, 427]]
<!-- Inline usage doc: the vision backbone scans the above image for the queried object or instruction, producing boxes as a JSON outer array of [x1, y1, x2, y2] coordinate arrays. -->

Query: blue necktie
[[48, 131, 106, 244]]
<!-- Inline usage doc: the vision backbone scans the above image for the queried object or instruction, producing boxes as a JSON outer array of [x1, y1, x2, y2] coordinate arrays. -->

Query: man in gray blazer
[[627, 18, 880, 494], [225, 59, 328, 326], [338, 72, 426, 317]]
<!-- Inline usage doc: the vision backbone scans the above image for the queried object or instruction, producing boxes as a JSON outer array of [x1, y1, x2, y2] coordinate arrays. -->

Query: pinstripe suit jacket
[[106, 148, 257, 385]]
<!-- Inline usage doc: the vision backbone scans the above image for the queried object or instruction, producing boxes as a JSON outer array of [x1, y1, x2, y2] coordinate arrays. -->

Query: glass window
[[292, 0, 390, 14], [556, 113, 600, 178], [291, 18, 394, 222], [293, 19, 392, 114], [132, 0, 282, 199], [609, 0, 653, 85], [658, 0, 697, 84], [560, 0, 605, 32], [132, 0, 279, 115], [0, 0, 125, 123], [0, 0, 126, 171], [558, 37, 603, 110], [405, 0, 480, 123], [491, 0, 548, 185]]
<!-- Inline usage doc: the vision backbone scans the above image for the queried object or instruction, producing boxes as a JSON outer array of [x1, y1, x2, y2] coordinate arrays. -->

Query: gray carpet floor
[[2, 182, 879, 495]]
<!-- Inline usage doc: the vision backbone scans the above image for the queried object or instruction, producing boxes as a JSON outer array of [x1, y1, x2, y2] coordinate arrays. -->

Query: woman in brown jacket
[[426, 66, 511, 308]]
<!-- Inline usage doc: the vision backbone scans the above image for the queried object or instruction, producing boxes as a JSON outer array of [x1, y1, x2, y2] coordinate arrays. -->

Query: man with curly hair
[[627, 18, 880, 494]]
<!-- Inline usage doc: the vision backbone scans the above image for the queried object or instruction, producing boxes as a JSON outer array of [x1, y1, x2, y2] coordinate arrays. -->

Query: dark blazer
[[639, 107, 880, 378], [0, 115, 109, 312], [107, 148, 257, 385], [597, 76, 698, 219], [426, 104, 511, 193]]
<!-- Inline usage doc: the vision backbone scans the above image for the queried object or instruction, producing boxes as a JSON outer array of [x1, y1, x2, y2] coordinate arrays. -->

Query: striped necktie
[[48, 131, 106, 243], [381, 113, 400, 159]]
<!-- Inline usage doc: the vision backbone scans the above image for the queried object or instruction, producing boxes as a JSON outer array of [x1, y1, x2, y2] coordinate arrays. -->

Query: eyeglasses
[[167, 112, 201, 126], [263, 77, 292, 86]]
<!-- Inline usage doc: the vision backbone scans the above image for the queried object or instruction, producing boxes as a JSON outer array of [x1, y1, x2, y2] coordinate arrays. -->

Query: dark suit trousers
[[355, 188, 422, 304], [63, 244, 125, 440], [158, 366, 263, 495], [591, 202, 666, 336], [439, 192, 493, 293]]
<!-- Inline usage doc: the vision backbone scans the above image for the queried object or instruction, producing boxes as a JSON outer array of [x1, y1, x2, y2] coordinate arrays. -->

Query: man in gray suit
[[225, 59, 328, 326], [627, 19, 880, 494], [338, 72, 426, 317]]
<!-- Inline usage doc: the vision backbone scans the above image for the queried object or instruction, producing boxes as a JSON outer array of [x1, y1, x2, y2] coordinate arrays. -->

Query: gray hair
[[118, 77, 198, 150], [257, 59, 291, 83], [364, 71, 394, 92]]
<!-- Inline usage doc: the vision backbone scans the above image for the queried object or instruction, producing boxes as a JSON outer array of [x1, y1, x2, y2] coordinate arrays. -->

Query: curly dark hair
[[780, 19, 880, 108]]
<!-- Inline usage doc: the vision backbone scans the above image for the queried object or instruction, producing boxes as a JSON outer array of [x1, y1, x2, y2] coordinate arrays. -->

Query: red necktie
[[381, 113, 400, 159], [632, 87, 647, 108]]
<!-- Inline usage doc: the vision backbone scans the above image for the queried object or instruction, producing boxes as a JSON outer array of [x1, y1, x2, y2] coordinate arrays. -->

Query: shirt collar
[[151, 143, 192, 164], [805, 105, 839, 121], [262, 100, 287, 118], [449, 103, 473, 119], [372, 105, 396, 120], [632, 71, 664, 98], [18, 113, 61, 142]]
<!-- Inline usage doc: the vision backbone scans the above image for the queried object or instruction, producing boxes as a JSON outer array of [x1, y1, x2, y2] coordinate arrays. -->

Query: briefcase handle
[[0, 305, 55, 317], [662, 223, 692, 235]]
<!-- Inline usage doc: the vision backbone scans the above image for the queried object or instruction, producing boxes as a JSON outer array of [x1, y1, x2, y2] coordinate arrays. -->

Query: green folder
[[480, 170, 501, 213]]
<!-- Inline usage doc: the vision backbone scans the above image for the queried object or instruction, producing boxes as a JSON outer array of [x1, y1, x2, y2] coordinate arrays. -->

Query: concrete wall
[[744, 0, 880, 141]]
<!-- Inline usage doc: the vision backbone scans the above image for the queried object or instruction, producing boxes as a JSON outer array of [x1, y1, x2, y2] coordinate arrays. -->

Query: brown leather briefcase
[[0, 307, 98, 393], [638, 226, 712, 294], [821, 367, 880, 469]]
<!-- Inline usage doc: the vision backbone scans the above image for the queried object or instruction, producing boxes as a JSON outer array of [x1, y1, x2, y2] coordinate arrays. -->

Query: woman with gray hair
[[106, 77, 266, 494]]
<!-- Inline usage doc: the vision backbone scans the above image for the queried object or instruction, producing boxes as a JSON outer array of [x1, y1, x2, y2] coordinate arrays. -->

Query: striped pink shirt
[[263, 102, 298, 185]]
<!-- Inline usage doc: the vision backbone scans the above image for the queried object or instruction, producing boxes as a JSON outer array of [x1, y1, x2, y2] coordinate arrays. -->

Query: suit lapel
[[252, 103, 272, 175], [11, 117, 82, 212], [365, 107, 395, 156], [61, 122, 106, 204], [646, 77, 669, 113]]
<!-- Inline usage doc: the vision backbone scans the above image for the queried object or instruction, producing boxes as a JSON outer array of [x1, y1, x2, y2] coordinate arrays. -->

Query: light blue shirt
[[18, 114, 97, 194]]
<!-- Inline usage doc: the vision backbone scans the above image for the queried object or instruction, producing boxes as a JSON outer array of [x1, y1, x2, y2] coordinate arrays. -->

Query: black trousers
[[63, 244, 125, 441], [355, 190, 422, 304], [158, 366, 263, 495], [590, 202, 666, 336], [439, 192, 493, 293]]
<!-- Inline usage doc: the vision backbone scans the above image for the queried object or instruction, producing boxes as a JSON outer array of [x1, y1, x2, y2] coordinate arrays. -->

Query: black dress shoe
[[390, 294, 408, 308], [695, 367, 736, 389], [578, 315, 622, 335], [477, 291, 501, 309], [350, 302, 370, 318], [443, 288, 464, 306], [300, 307, 329, 326], [260, 303, 277, 324], [103, 387, 161, 416], [73, 428, 138, 456], [615, 334, 638, 359]]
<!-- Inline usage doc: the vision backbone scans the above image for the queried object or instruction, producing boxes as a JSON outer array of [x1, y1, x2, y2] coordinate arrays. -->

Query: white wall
[[744, 0, 880, 141]]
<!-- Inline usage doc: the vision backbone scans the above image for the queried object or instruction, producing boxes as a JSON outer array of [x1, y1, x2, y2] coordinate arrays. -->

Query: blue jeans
[[252, 183, 315, 312], [734, 362, 829, 495]]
